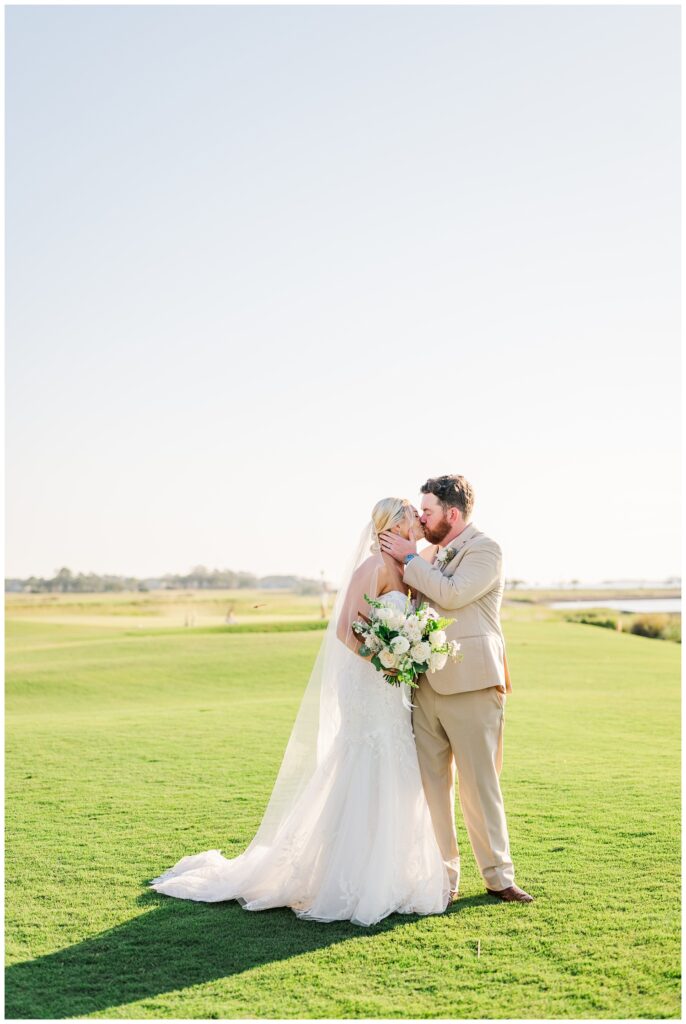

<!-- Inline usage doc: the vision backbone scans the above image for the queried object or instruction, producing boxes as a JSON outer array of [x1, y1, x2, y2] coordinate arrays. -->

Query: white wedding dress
[[149, 590, 450, 926]]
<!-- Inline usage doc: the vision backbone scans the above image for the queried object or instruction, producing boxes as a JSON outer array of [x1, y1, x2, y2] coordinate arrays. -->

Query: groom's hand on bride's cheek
[[379, 531, 417, 563]]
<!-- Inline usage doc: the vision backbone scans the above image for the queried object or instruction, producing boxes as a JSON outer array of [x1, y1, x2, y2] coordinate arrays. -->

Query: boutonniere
[[435, 546, 457, 568]]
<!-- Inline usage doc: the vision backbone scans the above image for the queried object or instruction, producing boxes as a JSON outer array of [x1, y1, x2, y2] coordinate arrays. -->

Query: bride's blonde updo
[[370, 497, 412, 554]]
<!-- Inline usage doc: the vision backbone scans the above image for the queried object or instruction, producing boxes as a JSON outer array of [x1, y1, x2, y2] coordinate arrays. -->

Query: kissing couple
[[150, 474, 534, 925]]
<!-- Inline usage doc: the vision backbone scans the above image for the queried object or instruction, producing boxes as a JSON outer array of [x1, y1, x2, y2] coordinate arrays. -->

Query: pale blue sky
[[5, 4, 681, 585]]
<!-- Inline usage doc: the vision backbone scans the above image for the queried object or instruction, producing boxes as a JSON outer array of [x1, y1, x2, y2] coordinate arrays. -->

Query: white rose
[[429, 651, 448, 672], [410, 641, 432, 663], [405, 624, 422, 644], [379, 648, 398, 669], [389, 612, 407, 631], [430, 629, 447, 649], [374, 607, 394, 624], [391, 635, 410, 655]]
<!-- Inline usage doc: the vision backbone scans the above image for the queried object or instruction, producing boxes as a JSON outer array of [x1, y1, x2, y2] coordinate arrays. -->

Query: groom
[[380, 474, 533, 903]]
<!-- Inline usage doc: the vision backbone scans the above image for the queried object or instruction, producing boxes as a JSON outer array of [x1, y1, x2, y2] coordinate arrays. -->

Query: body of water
[[549, 598, 681, 613], [525, 580, 679, 590]]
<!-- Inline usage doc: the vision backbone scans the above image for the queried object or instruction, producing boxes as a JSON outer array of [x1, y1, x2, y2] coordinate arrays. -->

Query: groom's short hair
[[420, 475, 475, 520]]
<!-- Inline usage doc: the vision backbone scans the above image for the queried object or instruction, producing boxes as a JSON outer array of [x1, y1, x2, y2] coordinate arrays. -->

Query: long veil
[[242, 519, 384, 853]]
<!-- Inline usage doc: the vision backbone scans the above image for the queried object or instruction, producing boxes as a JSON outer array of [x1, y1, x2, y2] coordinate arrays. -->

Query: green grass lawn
[[5, 606, 681, 1019]]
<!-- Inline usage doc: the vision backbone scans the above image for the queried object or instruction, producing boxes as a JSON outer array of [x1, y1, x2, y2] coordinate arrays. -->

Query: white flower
[[429, 651, 448, 672], [404, 615, 422, 640], [410, 641, 432, 663], [365, 633, 382, 653], [379, 648, 398, 669], [449, 640, 461, 656], [390, 635, 410, 655], [374, 607, 394, 624], [430, 629, 447, 649]]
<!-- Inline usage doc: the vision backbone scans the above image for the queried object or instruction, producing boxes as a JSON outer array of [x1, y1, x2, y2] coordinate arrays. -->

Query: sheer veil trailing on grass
[[235, 519, 385, 847], [149, 519, 450, 925]]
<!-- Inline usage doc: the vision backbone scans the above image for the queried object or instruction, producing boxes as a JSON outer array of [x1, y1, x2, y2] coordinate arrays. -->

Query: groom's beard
[[422, 516, 452, 545]]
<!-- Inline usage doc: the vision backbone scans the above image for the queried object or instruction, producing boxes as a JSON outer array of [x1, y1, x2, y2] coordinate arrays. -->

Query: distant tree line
[[5, 565, 324, 595]]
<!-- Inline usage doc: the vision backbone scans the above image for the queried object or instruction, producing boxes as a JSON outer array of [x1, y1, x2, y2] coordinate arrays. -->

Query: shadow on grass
[[6, 887, 494, 1019]]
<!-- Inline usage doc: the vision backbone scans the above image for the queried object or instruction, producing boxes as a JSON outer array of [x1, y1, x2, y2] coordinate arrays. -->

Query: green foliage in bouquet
[[351, 592, 457, 688]]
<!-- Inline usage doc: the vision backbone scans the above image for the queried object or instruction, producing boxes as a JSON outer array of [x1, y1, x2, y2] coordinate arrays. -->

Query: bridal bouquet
[[351, 592, 463, 689]]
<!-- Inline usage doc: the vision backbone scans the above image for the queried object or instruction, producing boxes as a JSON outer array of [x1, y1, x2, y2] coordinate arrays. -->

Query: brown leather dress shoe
[[486, 884, 534, 902]]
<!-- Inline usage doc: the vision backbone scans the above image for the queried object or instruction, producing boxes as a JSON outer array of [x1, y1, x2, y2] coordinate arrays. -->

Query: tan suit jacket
[[402, 521, 513, 696]]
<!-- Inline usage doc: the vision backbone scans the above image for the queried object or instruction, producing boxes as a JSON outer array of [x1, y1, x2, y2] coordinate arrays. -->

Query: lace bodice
[[333, 587, 418, 756]]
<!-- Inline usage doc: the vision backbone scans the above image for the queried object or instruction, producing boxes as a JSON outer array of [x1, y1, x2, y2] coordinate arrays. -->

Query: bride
[[149, 498, 451, 926]]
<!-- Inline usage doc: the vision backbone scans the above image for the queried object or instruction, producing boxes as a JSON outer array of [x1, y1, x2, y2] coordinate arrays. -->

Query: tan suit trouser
[[413, 680, 515, 892]]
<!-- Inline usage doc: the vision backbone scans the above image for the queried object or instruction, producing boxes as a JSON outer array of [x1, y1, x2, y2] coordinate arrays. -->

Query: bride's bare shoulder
[[350, 554, 388, 582]]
